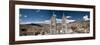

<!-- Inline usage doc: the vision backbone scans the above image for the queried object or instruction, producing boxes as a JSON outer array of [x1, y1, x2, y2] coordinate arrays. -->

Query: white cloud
[[66, 20, 76, 23], [20, 21, 45, 24], [44, 20, 50, 24], [44, 20, 50, 22], [83, 15, 90, 21], [66, 16, 71, 18], [20, 21, 33, 24], [24, 15, 27, 18], [56, 18, 76, 23], [42, 18, 62, 24], [66, 16, 75, 23], [56, 18, 62, 23]]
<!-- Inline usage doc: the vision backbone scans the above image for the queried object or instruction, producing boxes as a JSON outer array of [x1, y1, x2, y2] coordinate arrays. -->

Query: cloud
[[44, 18, 62, 23], [83, 15, 90, 21], [44, 19, 62, 24], [44, 20, 50, 22], [20, 21, 33, 24], [24, 15, 27, 18], [20, 21, 45, 24], [44, 20, 50, 24], [66, 20, 76, 23], [66, 16, 71, 18], [56, 18, 76, 23], [56, 18, 62, 23], [66, 16, 75, 23]]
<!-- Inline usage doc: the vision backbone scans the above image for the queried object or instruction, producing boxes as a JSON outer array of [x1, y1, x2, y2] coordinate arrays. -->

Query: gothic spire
[[53, 12, 56, 17]]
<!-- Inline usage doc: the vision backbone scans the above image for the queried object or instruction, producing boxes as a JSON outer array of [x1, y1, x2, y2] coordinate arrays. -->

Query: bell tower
[[61, 13, 67, 34], [50, 12, 57, 34]]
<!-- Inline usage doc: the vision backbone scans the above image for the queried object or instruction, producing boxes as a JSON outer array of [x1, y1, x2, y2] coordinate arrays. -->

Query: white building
[[49, 13, 68, 34]]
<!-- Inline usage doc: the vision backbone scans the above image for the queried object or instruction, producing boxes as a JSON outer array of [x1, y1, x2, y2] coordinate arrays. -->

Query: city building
[[49, 12, 57, 34], [49, 13, 68, 34]]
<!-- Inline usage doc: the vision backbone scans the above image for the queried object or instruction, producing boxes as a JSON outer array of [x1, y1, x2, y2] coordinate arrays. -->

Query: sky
[[19, 8, 90, 24]]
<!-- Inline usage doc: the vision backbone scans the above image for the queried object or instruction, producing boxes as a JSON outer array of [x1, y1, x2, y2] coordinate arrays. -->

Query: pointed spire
[[63, 13, 65, 17], [63, 13, 64, 16], [53, 12, 56, 17]]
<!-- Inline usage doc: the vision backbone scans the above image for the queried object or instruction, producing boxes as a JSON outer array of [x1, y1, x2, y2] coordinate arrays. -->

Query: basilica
[[49, 13, 68, 34]]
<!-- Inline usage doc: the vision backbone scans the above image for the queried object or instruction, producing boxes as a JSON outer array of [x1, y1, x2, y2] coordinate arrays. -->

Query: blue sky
[[19, 8, 90, 24]]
